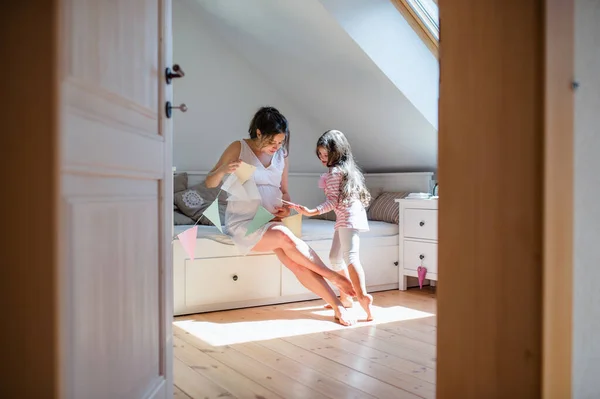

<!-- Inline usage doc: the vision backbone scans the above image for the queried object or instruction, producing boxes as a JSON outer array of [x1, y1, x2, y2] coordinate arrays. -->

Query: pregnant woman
[[205, 106, 356, 326]]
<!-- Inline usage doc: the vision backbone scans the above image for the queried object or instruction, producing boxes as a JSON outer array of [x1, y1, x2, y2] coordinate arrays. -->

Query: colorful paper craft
[[279, 198, 300, 207], [177, 225, 198, 261], [282, 212, 303, 238], [245, 206, 275, 236], [234, 161, 256, 184], [202, 199, 223, 233], [222, 173, 261, 201], [242, 178, 262, 200], [221, 173, 247, 199]]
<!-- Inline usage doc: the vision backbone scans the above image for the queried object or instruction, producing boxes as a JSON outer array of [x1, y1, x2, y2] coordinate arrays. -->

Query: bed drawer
[[403, 208, 437, 240], [361, 244, 399, 287], [185, 255, 281, 307], [403, 240, 438, 274]]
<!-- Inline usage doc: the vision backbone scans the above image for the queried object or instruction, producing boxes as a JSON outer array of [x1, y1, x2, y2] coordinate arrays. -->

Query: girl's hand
[[290, 204, 314, 217], [219, 159, 242, 175]]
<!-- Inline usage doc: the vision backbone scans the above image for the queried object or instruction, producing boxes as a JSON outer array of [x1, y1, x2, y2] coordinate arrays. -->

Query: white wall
[[173, 0, 326, 173], [573, 0, 600, 397], [319, 0, 439, 129], [190, 0, 438, 173]]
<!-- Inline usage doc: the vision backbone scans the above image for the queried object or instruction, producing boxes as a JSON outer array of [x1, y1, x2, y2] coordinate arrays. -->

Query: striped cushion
[[367, 191, 409, 224]]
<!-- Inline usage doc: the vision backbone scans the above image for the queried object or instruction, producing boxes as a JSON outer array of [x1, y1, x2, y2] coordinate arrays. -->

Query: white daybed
[[173, 171, 433, 316]]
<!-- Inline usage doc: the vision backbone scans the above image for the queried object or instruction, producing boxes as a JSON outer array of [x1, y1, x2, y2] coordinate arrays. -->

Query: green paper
[[202, 199, 223, 233], [245, 206, 275, 236]]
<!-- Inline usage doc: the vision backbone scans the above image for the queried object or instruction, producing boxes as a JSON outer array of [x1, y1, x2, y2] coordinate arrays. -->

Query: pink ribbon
[[417, 266, 427, 289]]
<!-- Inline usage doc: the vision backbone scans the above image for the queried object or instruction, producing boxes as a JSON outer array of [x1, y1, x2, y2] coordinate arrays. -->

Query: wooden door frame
[[436, 0, 574, 398], [2, 0, 574, 397], [2, 1, 60, 398], [542, 0, 574, 396]]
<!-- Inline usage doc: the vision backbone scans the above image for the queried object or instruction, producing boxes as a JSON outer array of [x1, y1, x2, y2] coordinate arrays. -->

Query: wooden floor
[[173, 288, 437, 399]]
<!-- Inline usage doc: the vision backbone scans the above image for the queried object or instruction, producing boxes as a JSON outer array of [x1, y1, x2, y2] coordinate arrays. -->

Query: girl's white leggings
[[328, 228, 361, 271]]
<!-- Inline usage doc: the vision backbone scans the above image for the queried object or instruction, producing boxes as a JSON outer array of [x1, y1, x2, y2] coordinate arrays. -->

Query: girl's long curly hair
[[316, 130, 371, 207]]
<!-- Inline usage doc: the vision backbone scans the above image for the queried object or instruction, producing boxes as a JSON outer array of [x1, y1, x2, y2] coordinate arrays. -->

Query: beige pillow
[[367, 191, 409, 224], [366, 186, 384, 211]]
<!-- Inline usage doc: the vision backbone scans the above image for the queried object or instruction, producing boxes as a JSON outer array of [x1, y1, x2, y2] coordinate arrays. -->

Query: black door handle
[[165, 64, 185, 84]]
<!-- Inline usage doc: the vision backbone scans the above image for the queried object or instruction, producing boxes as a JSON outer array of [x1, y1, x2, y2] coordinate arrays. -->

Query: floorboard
[[173, 288, 437, 399]]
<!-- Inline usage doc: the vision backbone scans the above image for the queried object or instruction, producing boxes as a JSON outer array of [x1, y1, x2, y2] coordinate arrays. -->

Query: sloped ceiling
[[190, 0, 437, 172], [319, 0, 439, 129]]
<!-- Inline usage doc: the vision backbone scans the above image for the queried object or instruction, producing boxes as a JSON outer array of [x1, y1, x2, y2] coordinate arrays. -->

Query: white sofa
[[173, 171, 433, 316]]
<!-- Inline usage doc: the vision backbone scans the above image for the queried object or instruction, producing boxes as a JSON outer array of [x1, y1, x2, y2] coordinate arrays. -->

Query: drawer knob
[[419, 221, 425, 226], [394, 261, 399, 266], [232, 274, 238, 281], [419, 254, 425, 260]]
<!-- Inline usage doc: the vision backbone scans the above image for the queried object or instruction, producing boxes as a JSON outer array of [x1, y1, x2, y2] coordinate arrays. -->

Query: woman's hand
[[206, 142, 242, 188], [273, 205, 291, 219], [219, 159, 242, 175]]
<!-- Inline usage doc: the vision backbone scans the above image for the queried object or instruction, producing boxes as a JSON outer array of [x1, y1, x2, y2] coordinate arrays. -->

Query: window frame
[[390, 0, 439, 58]]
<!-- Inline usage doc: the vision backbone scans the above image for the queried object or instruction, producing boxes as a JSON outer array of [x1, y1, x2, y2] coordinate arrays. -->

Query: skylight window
[[405, 0, 439, 41], [390, 0, 440, 57]]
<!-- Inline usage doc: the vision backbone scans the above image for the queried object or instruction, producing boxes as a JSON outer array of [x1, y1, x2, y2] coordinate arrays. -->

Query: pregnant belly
[[258, 185, 283, 214]]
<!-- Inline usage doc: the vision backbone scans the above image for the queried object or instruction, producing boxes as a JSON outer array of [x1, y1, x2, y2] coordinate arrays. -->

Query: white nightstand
[[396, 198, 438, 290]]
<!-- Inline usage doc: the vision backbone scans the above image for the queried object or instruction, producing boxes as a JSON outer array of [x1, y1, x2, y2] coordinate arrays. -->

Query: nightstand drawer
[[403, 240, 438, 274], [403, 208, 437, 240]]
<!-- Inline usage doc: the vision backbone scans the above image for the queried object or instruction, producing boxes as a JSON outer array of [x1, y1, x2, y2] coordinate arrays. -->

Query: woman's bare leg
[[252, 225, 356, 297], [323, 269, 354, 309], [274, 249, 356, 326]]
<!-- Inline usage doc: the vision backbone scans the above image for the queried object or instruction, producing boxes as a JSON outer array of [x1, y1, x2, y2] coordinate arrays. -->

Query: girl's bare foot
[[358, 294, 374, 321], [330, 274, 356, 297], [333, 306, 356, 326]]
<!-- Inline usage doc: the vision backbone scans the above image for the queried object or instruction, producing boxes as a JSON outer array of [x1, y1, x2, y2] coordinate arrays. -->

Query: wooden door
[[58, 1, 173, 398]]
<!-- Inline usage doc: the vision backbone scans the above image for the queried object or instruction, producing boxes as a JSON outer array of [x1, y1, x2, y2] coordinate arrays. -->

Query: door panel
[[59, 0, 173, 398]]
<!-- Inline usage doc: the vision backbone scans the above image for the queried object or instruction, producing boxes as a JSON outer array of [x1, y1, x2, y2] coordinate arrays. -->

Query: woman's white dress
[[223, 139, 285, 254]]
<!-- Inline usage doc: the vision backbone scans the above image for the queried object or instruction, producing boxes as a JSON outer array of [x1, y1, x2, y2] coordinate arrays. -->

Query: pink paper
[[318, 173, 327, 189], [417, 266, 427, 289], [177, 226, 198, 261]]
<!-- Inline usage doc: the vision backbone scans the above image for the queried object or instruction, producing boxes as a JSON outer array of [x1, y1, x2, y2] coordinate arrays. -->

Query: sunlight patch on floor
[[173, 304, 434, 346]]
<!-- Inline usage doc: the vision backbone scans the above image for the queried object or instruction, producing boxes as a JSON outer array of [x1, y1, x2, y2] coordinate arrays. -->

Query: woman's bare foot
[[330, 273, 356, 297], [333, 306, 356, 326], [358, 294, 374, 321]]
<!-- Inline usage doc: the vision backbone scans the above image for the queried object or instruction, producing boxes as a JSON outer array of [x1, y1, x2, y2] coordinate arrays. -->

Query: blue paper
[[245, 206, 275, 236], [202, 199, 223, 233]]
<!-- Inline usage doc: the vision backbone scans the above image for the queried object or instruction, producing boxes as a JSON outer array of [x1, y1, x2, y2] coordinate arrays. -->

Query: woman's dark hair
[[316, 130, 371, 207], [248, 106, 290, 156]]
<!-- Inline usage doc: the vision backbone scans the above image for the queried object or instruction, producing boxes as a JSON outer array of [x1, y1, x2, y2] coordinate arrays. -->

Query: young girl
[[290, 130, 374, 321]]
